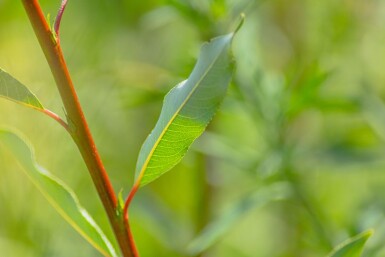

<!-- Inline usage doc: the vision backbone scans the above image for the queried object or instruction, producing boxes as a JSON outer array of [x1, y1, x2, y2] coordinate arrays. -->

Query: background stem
[[21, 1, 137, 256]]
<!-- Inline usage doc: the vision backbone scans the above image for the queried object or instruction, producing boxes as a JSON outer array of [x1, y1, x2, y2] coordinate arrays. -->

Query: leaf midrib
[[2, 131, 116, 257], [135, 39, 230, 185]]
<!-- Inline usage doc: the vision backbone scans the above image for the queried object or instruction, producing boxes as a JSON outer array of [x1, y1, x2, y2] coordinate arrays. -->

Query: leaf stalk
[[40, 108, 70, 132]]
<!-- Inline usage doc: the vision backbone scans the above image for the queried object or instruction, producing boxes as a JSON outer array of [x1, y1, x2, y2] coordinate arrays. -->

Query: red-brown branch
[[21, 1, 137, 256]]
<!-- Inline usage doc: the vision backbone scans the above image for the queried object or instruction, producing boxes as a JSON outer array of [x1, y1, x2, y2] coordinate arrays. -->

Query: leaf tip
[[353, 229, 374, 242], [363, 229, 374, 239], [327, 229, 374, 257], [234, 13, 245, 34]]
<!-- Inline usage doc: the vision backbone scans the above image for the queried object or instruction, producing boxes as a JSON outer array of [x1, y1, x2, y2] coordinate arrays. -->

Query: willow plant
[[0, 0, 241, 256], [0, 1, 373, 257]]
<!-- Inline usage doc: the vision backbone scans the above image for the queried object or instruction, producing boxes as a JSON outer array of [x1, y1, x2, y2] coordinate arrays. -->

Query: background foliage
[[1, 0, 385, 256]]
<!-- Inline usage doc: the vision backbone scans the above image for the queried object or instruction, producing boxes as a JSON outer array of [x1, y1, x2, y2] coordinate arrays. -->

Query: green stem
[[21, 1, 137, 256]]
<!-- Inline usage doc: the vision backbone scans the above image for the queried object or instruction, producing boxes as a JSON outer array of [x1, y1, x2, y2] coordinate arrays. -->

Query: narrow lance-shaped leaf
[[135, 33, 235, 187], [327, 230, 373, 257], [0, 68, 44, 110], [0, 130, 118, 257]]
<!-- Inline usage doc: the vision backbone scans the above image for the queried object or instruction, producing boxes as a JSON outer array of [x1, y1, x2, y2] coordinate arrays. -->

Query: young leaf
[[187, 183, 291, 255], [327, 230, 373, 257], [0, 130, 118, 257], [135, 33, 235, 187], [0, 69, 44, 110]]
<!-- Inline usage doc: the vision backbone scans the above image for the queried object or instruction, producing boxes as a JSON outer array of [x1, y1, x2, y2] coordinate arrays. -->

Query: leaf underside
[[0, 130, 118, 257], [0, 69, 44, 109], [135, 33, 234, 187], [327, 230, 373, 257]]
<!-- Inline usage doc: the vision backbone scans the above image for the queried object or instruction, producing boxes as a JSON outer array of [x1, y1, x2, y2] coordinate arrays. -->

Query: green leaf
[[135, 33, 235, 187], [327, 230, 373, 257], [0, 130, 118, 257], [0, 69, 44, 110], [187, 183, 291, 255]]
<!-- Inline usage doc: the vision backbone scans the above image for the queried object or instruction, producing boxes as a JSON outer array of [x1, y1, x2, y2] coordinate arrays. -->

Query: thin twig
[[124, 180, 140, 215], [40, 108, 70, 132]]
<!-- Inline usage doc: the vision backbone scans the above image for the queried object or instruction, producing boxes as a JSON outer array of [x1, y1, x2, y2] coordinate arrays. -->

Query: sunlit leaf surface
[[135, 33, 235, 187]]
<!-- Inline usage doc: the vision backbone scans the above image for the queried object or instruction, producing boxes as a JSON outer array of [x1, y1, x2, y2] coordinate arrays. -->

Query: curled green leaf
[[134, 32, 236, 187], [0, 130, 118, 257]]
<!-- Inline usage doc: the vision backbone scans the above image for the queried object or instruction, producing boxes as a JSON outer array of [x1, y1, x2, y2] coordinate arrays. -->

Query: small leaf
[[0, 69, 44, 110], [135, 33, 235, 187], [0, 130, 118, 257], [187, 183, 291, 255], [327, 230, 373, 257]]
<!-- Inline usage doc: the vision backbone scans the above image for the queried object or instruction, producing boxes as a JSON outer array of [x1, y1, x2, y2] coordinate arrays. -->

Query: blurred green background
[[2, 0, 385, 256]]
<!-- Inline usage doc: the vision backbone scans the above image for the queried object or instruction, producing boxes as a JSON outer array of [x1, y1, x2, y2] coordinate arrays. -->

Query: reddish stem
[[40, 108, 70, 132], [123, 180, 141, 257], [124, 214, 140, 257], [21, 0, 137, 256], [124, 180, 140, 215]]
